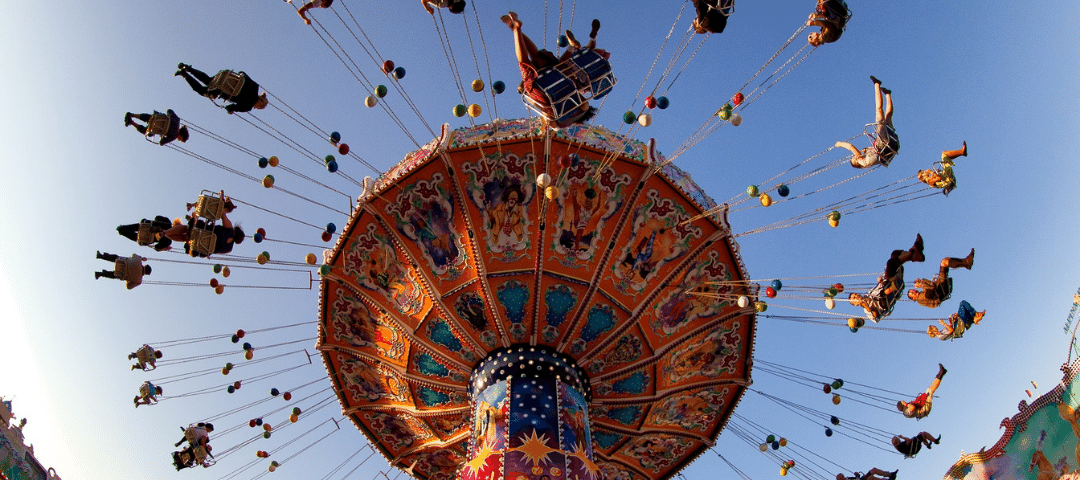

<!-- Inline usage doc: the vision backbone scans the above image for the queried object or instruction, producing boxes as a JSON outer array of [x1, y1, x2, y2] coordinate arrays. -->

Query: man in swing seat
[[807, 0, 849, 46], [693, 0, 734, 34], [848, 234, 925, 321], [124, 109, 189, 146], [176, 64, 268, 114]]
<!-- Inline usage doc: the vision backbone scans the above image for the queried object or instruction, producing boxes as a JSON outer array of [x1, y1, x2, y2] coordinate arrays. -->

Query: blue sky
[[1, 1, 1079, 479]]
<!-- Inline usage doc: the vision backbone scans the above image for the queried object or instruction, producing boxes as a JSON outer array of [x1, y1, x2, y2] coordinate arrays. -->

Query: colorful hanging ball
[[492, 80, 506, 94], [765, 287, 776, 298], [829, 218, 840, 228], [830, 380, 841, 391], [830, 415, 840, 425], [321, 231, 333, 242], [233, 381, 241, 390], [780, 468, 788, 477], [825, 427, 833, 437], [326, 160, 339, 173], [834, 283, 844, 293], [846, 318, 859, 329], [393, 66, 406, 79], [824, 297, 836, 310], [213, 279, 222, 288], [365, 95, 378, 108], [829, 210, 841, 221], [468, 104, 482, 117], [292, 407, 301, 415], [623, 111, 636, 124], [558, 155, 572, 169], [453, 104, 466, 117], [289, 414, 299, 423], [732, 92, 745, 106], [721, 103, 733, 113], [227, 330, 235, 341], [772, 441, 780, 450], [382, 60, 394, 74], [213, 264, 223, 274], [319, 264, 332, 276], [766, 435, 776, 443], [263, 431, 272, 439], [271, 388, 280, 397], [779, 438, 788, 447], [253, 232, 263, 243], [827, 286, 839, 297], [375, 84, 387, 98], [227, 385, 235, 394], [245, 350, 254, 360], [242, 342, 252, 351], [754, 301, 768, 312], [777, 184, 790, 197], [835, 379, 844, 388], [305, 253, 317, 265], [759, 193, 773, 207], [323, 154, 334, 165], [256, 228, 266, 238], [536, 173, 552, 189], [283, 391, 292, 401], [262, 175, 275, 188], [657, 96, 670, 109], [771, 279, 783, 291], [268, 156, 280, 167], [222, 266, 230, 277], [329, 131, 341, 145], [730, 113, 743, 126], [258, 157, 269, 168], [638, 113, 652, 127], [325, 223, 337, 235], [545, 185, 561, 201], [832, 394, 841, 405], [759, 443, 768, 452], [221, 367, 230, 375], [645, 96, 657, 109], [256, 418, 264, 426], [556, 34, 569, 48], [249, 419, 258, 428], [215, 285, 225, 295], [737, 296, 750, 308], [471, 79, 485, 92], [257, 253, 268, 265], [225, 362, 234, 370], [746, 185, 760, 197], [823, 383, 832, 394], [717, 108, 732, 121]]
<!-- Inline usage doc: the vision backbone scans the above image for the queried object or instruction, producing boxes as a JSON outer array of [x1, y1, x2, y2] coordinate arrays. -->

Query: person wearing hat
[[95, 252, 151, 289], [175, 64, 268, 114], [835, 76, 900, 168]]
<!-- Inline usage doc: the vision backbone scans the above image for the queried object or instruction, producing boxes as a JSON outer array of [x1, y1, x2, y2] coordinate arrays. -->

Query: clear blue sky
[[1, 1, 1079, 479]]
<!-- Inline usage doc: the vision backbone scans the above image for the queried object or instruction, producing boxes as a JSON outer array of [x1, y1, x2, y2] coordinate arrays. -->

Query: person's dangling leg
[[926, 363, 946, 396], [942, 142, 967, 161], [186, 66, 213, 85], [883, 88, 894, 126], [870, 76, 884, 125], [96, 270, 117, 280], [178, 71, 210, 96], [97, 251, 120, 262], [944, 248, 975, 270]]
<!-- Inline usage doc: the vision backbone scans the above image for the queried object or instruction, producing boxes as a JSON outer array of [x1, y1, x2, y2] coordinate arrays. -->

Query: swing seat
[[566, 49, 617, 100], [136, 222, 157, 246], [863, 122, 900, 166], [144, 111, 173, 141], [193, 446, 214, 467], [193, 190, 227, 222], [208, 70, 245, 100], [522, 68, 586, 124], [710, 0, 735, 17], [864, 267, 905, 323], [187, 227, 218, 258]]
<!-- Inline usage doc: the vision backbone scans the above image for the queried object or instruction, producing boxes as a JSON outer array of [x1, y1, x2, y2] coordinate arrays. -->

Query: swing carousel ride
[[104, 1, 995, 479]]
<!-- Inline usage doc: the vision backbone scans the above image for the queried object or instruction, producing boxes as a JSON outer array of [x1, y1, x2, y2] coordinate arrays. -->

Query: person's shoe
[[131, 365, 138, 371], [961, 141, 968, 156], [589, 18, 601, 39], [880, 87, 892, 95], [911, 234, 925, 262], [565, 29, 581, 49], [95, 272, 102, 280], [963, 248, 975, 269], [500, 14, 513, 28], [938, 363, 947, 377], [124, 113, 134, 127], [96, 251, 104, 259], [890, 470, 898, 480], [934, 434, 942, 444], [973, 310, 986, 325], [870, 75, 881, 85]]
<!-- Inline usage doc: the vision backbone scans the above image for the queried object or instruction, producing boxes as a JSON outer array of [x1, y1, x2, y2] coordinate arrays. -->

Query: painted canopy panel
[[319, 120, 755, 480]]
